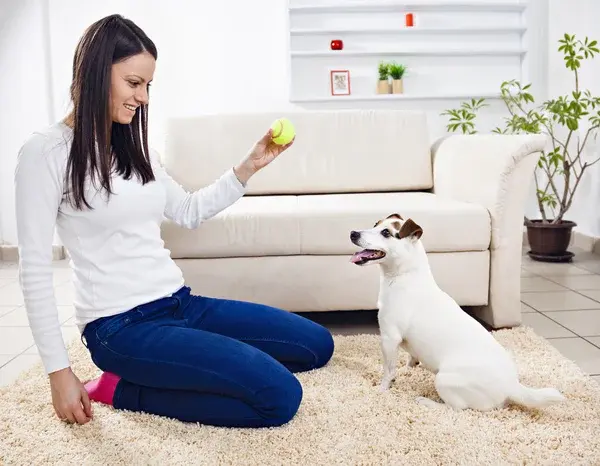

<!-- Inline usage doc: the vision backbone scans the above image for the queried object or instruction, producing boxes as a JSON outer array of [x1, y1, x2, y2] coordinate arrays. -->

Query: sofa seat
[[162, 192, 491, 259]]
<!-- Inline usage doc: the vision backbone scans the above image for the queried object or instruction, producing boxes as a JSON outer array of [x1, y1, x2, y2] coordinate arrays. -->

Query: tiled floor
[[1, 248, 600, 387]]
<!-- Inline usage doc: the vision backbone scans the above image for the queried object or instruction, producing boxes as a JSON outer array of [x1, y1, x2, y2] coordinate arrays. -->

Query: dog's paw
[[406, 357, 419, 368], [379, 380, 393, 392], [415, 396, 440, 408]]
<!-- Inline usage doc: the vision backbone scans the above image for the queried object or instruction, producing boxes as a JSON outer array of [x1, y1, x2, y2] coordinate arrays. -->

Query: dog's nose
[[350, 231, 360, 241]]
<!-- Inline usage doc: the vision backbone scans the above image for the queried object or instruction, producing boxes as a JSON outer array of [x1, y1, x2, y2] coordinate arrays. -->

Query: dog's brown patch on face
[[398, 218, 423, 240], [375, 213, 402, 228], [391, 221, 402, 232]]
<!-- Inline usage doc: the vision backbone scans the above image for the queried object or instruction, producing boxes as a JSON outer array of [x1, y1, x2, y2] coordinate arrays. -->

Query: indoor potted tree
[[442, 34, 600, 262], [377, 61, 390, 94], [389, 62, 407, 94]]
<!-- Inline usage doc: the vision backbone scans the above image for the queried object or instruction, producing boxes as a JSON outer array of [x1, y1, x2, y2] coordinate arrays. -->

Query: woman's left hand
[[234, 128, 295, 185]]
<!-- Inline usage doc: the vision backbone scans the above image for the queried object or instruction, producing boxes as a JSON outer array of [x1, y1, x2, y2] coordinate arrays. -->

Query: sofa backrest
[[161, 110, 433, 195]]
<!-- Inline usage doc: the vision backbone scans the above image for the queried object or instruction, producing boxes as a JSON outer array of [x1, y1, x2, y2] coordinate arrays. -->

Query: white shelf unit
[[289, 92, 500, 103], [290, 26, 527, 35], [288, 0, 530, 104], [289, 1, 528, 13], [291, 48, 526, 57]]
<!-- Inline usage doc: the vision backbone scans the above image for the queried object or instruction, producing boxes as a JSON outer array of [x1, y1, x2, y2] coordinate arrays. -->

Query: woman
[[15, 14, 334, 427]]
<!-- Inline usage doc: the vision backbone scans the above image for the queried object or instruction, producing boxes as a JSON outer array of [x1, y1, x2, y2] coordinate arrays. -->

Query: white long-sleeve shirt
[[14, 121, 247, 375]]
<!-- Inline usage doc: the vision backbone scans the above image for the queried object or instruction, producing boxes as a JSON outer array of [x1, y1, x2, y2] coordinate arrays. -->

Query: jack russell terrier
[[350, 213, 564, 411]]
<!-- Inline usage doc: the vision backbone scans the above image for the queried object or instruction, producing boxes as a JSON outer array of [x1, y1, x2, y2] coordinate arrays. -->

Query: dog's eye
[[381, 229, 391, 238]]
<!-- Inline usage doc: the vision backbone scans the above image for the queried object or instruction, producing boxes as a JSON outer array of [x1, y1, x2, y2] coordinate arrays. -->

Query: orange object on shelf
[[405, 13, 414, 27]]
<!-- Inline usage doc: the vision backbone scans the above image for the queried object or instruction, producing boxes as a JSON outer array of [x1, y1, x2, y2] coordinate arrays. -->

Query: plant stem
[[557, 162, 571, 223], [540, 159, 562, 210], [562, 163, 587, 218], [587, 156, 600, 167], [534, 171, 548, 221], [572, 126, 598, 168], [544, 119, 568, 153]]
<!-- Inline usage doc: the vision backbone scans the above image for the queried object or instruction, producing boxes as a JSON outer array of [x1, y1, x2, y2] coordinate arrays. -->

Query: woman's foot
[[84, 372, 121, 406]]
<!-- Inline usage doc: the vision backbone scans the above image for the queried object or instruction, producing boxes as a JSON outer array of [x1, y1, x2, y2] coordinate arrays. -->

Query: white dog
[[350, 213, 565, 411]]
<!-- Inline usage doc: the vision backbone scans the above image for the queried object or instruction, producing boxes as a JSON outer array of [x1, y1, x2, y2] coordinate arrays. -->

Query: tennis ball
[[270, 118, 295, 145]]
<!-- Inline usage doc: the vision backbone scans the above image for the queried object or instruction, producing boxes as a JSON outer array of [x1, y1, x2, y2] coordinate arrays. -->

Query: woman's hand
[[234, 128, 295, 185], [49, 367, 93, 425]]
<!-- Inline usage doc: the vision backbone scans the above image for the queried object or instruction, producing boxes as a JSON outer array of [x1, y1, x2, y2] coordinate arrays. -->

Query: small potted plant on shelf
[[377, 61, 390, 94], [389, 62, 406, 94], [441, 34, 600, 262]]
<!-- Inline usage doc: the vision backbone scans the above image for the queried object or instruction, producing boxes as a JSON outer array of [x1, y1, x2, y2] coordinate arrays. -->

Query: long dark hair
[[65, 14, 157, 210]]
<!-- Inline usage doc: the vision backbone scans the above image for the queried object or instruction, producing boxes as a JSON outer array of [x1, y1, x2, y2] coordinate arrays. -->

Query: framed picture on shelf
[[330, 70, 351, 96]]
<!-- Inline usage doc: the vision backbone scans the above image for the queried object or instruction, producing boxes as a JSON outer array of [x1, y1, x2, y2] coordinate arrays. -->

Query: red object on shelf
[[405, 13, 414, 27], [330, 39, 343, 50]]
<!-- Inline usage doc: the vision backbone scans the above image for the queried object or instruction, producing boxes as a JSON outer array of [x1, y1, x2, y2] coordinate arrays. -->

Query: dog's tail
[[507, 383, 565, 409]]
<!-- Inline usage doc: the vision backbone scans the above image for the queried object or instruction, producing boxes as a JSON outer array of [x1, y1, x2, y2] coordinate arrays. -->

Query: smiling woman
[[13, 13, 329, 431]]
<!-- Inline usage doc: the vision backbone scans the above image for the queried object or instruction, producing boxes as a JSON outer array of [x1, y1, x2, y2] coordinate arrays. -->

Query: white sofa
[[158, 110, 547, 329]]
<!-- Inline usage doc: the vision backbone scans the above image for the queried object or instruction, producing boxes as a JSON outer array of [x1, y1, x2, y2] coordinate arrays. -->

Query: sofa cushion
[[161, 110, 433, 195], [297, 192, 490, 254], [161, 192, 491, 259]]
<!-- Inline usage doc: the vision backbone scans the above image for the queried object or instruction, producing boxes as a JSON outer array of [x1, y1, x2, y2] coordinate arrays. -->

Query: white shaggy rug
[[1, 327, 600, 465]]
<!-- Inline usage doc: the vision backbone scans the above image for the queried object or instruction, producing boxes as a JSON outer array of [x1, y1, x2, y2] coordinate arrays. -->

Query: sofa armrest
[[431, 133, 548, 328], [432, 134, 548, 248]]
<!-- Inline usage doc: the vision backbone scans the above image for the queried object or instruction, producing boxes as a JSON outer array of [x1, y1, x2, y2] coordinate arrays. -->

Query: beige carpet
[[1, 327, 600, 465]]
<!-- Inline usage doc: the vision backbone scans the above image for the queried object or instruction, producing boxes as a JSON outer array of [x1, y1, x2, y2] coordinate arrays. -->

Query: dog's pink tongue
[[350, 250, 372, 263]]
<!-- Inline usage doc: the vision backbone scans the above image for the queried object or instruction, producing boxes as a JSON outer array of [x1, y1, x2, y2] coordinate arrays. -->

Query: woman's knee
[[257, 371, 303, 427], [307, 323, 335, 370]]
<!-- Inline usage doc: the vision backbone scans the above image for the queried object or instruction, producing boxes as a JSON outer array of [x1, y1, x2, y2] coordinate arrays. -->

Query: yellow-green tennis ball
[[270, 118, 295, 145]]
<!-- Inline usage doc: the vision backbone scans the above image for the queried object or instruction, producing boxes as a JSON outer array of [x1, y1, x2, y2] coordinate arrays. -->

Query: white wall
[[0, 0, 53, 245], [1, 0, 599, 246], [46, 0, 296, 157]]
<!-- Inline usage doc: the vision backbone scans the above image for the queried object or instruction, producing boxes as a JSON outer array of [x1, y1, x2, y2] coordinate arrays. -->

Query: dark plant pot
[[525, 219, 577, 262]]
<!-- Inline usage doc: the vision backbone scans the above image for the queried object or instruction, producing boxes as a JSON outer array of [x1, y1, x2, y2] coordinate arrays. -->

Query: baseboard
[[522, 228, 600, 254], [0, 245, 66, 262]]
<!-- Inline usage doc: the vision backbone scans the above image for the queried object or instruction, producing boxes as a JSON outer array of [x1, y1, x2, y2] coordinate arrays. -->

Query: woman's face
[[110, 51, 155, 124]]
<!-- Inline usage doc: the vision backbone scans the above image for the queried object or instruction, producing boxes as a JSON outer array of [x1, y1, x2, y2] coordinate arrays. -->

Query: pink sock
[[85, 372, 121, 406]]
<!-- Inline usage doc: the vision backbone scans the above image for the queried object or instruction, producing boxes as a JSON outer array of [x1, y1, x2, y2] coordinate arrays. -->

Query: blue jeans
[[81, 286, 334, 427]]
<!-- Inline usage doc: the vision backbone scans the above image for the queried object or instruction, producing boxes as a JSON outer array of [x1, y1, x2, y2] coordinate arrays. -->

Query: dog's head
[[349, 213, 423, 266]]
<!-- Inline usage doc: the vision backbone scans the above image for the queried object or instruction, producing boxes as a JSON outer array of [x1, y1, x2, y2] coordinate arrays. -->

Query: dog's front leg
[[380, 335, 401, 391], [407, 354, 419, 368]]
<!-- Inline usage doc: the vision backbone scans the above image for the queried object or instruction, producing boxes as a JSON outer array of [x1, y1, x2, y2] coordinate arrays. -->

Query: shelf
[[290, 26, 527, 35], [289, 1, 528, 14], [288, 1, 529, 106], [290, 92, 501, 103], [291, 48, 526, 57]]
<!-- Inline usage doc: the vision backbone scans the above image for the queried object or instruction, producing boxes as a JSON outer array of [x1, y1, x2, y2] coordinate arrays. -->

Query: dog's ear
[[386, 213, 403, 220], [396, 218, 423, 241]]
